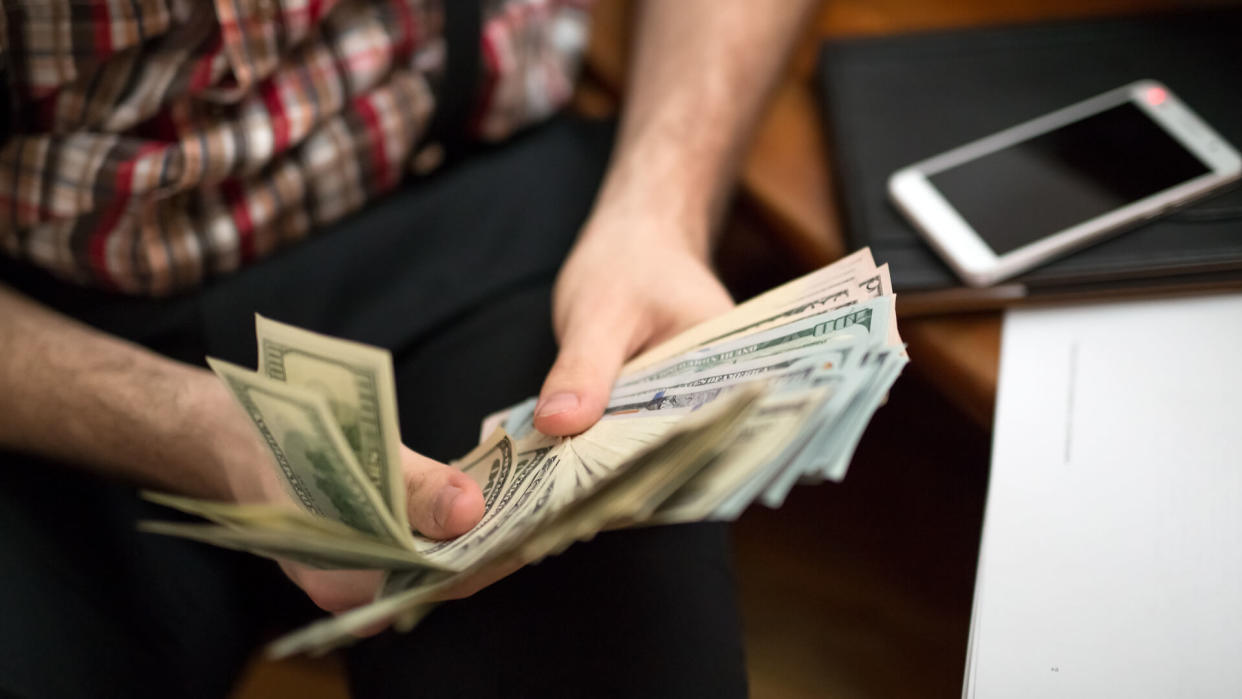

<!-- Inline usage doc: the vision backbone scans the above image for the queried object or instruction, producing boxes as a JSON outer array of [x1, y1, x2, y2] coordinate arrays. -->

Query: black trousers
[[0, 117, 748, 699]]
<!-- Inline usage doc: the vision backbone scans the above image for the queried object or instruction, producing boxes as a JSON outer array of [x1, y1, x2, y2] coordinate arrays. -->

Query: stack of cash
[[140, 248, 906, 656]]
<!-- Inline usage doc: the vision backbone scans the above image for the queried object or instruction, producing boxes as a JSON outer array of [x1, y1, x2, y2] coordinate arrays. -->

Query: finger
[[534, 309, 638, 437], [402, 448, 485, 539]]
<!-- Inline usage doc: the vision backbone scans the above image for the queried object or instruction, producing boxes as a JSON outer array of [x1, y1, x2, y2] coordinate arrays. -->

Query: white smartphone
[[888, 80, 1242, 287]]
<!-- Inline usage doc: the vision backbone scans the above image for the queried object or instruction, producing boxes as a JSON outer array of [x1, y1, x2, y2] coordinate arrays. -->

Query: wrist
[[590, 149, 719, 261], [182, 369, 278, 503], [585, 181, 714, 262]]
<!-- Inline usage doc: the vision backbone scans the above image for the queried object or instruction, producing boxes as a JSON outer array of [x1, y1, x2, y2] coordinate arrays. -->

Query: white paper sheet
[[965, 293, 1242, 698]]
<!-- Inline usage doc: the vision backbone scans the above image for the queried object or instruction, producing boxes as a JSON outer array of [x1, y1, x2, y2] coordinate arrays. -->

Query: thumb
[[534, 312, 637, 437], [402, 448, 485, 539]]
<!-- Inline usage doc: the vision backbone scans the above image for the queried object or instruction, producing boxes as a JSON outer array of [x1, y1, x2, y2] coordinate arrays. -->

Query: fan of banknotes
[[139, 248, 907, 656]]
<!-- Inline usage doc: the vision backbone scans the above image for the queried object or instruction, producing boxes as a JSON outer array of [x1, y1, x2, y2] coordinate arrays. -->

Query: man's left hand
[[533, 212, 733, 437]]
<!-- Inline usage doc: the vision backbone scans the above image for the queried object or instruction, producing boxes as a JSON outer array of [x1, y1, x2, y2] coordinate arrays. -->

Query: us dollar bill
[[141, 491, 381, 540], [255, 315, 408, 532], [604, 341, 862, 418], [673, 261, 894, 352], [207, 357, 411, 547], [137, 520, 448, 571], [620, 247, 880, 374], [426, 429, 569, 570], [138, 247, 908, 657], [648, 387, 830, 524], [616, 296, 891, 389], [264, 388, 766, 658]]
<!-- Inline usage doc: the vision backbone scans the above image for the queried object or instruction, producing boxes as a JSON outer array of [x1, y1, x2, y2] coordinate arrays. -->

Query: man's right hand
[[207, 377, 489, 623], [1, 283, 500, 633]]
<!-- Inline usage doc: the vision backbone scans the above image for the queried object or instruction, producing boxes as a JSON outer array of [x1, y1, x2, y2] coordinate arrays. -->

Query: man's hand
[[210, 380, 487, 625], [267, 450, 485, 618], [0, 281, 497, 630], [0, 284, 489, 627], [529, 0, 816, 437], [533, 211, 734, 437]]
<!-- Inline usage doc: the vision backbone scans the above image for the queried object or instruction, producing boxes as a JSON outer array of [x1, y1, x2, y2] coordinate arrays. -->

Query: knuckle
[[405, 468, 430, 502]]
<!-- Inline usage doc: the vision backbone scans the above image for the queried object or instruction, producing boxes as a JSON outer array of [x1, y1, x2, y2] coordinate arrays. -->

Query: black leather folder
[[817, 6, 1242, 315]]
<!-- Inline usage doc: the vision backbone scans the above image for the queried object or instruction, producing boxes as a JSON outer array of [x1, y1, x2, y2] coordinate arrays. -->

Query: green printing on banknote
[[620, 299, 883, 387], [254, 314, 407, 532], [261, 340, 393, 504], [207, 357, 406, 546]]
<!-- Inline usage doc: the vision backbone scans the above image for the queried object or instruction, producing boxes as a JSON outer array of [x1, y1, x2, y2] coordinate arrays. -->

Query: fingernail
[[433, 485, 463, 529], [536, 392, 579, 418]]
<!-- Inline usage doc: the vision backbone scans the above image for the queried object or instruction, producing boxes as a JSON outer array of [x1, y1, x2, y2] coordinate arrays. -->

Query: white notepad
[[965, 293, 1242, 698]]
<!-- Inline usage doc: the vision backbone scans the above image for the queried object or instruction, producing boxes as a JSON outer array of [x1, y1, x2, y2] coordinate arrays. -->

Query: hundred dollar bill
[[140, 248, 908, 656], [670, 262, 895, 356], [269, 564, 467, 658], [483, 254, 899, 441], [144, 427, 558, 576], [142, 429, 552, 576], [136, 521, 452, 571], [566, 415, 682, 492], [607, 335, 865, 411], [649, 387, 831, 524], [142, 491, 381, 540], [425, 429, 567, 570], [491, 299, 891, 441], [803, 349, 910, 482], [621, 248, 880, 373], [603, 336, 874, 422], [748, 364, 887, 509], [616, 296, 892, 390], [255, 315, 407, 531], [266, 389, 764, 658], [707, 376, 867, 521], [207, 357, 411, 547]]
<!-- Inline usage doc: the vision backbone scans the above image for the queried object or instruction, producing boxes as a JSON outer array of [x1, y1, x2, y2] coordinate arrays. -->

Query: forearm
[[0, 284, 254, 499], [593, 0, 819, 255]]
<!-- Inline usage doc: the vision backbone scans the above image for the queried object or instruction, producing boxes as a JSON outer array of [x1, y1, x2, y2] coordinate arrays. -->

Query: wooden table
[[581, 0, 1192, 427]]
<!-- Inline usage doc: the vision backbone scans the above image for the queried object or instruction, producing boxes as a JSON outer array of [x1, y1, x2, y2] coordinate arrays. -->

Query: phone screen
[[927, 102, 1211, 256]]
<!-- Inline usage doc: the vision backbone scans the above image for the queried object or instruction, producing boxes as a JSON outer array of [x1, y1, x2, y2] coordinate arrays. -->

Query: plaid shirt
[[0, 0, 591, 295]]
